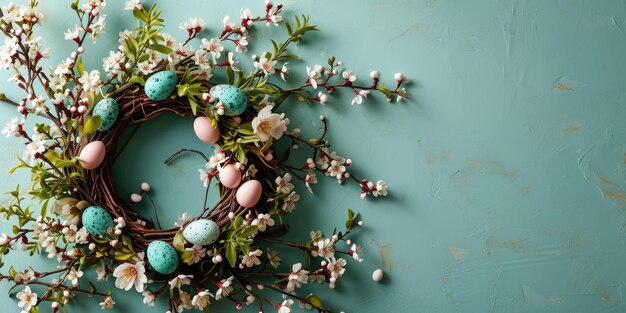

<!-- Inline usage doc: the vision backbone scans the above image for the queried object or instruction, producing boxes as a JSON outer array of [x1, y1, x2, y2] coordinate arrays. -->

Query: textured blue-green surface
[[1, 0, 626, 312]]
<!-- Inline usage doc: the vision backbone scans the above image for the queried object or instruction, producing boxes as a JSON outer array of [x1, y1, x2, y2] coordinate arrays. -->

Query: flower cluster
[[0, 0, 406, 312]]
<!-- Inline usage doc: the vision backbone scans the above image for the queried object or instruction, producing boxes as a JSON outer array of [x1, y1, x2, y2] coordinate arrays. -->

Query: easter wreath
[[0, 1, 408, 312]]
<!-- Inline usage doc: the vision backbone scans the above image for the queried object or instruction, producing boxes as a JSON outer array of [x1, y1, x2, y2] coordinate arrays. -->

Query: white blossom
[[351, 89, 370, 105], [253, 55, 277, 76], [286, 263, 309, 291], [66, 267, 83, 286], [99, 296, 115, 309], [251, 213, 275, 231], [113, 262, 148, 292], [169, 274, 193, 289], [2, 117, 20, 138], [78, 70, 102, 93], [200, 38, 223, 61], [142, 291, 156, 306], [16, 286, 38, 312], [241, 249, 263, 267], [282, 192, 300, 212], [192, 290, 214, 310], [124, 0, 143, 10], [278, 299, 294, 313], [215, 276, 234, 300], [275, 173, 294, 194], [64, 25, 81, 41], [252, 105, 288, 142]]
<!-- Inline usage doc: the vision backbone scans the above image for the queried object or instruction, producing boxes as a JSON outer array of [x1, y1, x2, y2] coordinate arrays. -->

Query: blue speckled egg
[[145, 70, 179, 100], [209, 84, 229, 99], [92, 98, 119, 131], [183, 219, 220, 246], [214, 85, 247, 116], [147, 240, 179, 275], [82, 206, 113, 237]]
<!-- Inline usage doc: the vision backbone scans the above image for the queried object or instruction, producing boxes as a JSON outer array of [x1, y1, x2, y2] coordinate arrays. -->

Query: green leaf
[[305, 294, 323, 309], [225, 242, 237, 267], [128, 75, 146, 86], [173, 231, 186, 252], [83, 115, 101, 134], [148, 44, 173, 55], [226, 66, 235, 85], [76, 57, 85, 75], [240, 226, 258, 239], [132, 9, 148, 23]]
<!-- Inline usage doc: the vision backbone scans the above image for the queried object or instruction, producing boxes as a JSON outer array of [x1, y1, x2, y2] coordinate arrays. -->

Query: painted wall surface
[[1, 0, 626, 312]]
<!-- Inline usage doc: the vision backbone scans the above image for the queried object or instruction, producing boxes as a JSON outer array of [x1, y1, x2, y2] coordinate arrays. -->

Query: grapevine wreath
[[0, 1, 408, 312]]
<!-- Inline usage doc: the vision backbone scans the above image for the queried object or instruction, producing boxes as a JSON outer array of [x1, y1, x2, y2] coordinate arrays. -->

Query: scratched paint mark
[[596, 175, 626, 209], [523, 285, 561, 306], [447, 246, 469, 261], [612, 16, 625, 35], [553, 76, 585, 94], [602, 291, 609, 302], [487, 235, 522, 250], [378, 243, 394, 272], [547, 295, 561, 304], [623, 153, 626, 163], [425, 147, 454, 163], [450, 160, 520, 181], [563, 124, 581, 133], [520, 186, 531, 196]]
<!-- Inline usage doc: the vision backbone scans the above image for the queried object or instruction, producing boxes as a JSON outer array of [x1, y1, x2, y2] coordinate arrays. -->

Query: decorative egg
[[79, 141, 106, 170], [209, 84, 228, 99], [182, 219, 220, 246], [193, 116, 220, 144], [214, 84, 247, 116], [236, 179, 262, 208], [219, 164, 242, 188], [82, 206, 113, 236], [147, 240, 179, 275], [92, 98, 119, 131], [145, 70, 179, 100]]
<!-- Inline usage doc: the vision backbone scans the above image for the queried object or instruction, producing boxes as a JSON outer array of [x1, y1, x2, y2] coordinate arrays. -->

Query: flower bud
[[370, 71, 379, 79]]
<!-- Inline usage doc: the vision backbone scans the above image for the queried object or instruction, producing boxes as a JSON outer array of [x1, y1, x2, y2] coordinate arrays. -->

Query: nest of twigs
[[73, 83, 276, 250]]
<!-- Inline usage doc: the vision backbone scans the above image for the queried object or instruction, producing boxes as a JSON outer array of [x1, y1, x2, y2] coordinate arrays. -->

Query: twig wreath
[[0, 1, 408, 312]]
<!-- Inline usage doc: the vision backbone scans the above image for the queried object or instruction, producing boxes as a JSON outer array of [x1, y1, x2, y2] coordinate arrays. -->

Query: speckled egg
[[209, 84, 229, 99], [92, 98, 119, 131], [82, 206, 113, 237], [79, 141, 106, 170], [193, 116, 220, 144], [236, 179, 263, 208], [147, 240, 179, 275], [182, 219, 220, 246], [214, 84, 247, 116], [145, 70, 179, 100]]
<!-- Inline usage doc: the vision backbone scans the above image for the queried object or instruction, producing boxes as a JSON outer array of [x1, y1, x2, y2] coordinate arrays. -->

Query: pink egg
[[193, 116, 220, 144], [236, 180, 262, 208], [79, 141, 106, 170], [219, 164, 242, 188]]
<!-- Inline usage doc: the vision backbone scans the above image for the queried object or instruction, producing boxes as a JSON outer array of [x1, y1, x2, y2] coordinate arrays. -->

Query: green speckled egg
[[145, 70, 179, 100], [183, 219, 220, 246], [216, 85, 247, 116], [93, 98, 119, 131], [147, 240, 179, 275], [82, 206, 113, 237]]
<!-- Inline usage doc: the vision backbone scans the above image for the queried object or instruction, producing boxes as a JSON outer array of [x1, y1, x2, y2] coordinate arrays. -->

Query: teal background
[[1, 0, 626, 312]]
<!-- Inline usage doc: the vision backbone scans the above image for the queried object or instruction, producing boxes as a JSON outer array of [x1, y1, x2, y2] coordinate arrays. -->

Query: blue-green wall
[[1, 0, 626, 312]]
